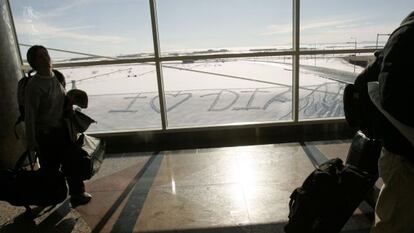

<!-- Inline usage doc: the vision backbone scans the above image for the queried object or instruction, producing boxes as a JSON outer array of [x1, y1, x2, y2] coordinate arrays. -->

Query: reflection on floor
[[0, 139, 378, 233]]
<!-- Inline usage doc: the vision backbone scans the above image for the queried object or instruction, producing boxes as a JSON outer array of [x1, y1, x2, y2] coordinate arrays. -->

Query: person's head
[[26, 45, 52, 73], [402, 11, 414, 24]]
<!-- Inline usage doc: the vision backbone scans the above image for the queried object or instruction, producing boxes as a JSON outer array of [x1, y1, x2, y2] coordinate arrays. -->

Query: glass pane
[[157, 0, 292, 56], [299, 53, 373, 120], [301, 0, 414, 50], [59, 63, 161, 132], [10, 0, 154, 63], [161, 57, 293, 128]]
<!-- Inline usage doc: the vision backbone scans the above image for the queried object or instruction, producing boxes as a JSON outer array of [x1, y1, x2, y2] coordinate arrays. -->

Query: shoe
[[70, 192, 92, 207]]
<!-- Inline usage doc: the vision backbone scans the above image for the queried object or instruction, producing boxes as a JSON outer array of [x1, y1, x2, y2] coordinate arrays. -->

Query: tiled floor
[[0, 140, 378, 233]]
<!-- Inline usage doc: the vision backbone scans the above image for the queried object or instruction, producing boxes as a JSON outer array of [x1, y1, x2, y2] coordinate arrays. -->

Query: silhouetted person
[[370, 11, 414, 233], [25, 45, 92, 207]]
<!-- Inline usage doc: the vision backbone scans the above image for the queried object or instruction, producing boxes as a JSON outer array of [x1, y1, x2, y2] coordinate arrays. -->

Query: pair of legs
[[36, 127, 86, 198], [371, 148, 414, 233]]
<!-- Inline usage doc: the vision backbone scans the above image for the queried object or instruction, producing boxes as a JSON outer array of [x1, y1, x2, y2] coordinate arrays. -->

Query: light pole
[[376, 33, 391, 49], [350, 37, 357, 50], [348, 37, 357, 72]]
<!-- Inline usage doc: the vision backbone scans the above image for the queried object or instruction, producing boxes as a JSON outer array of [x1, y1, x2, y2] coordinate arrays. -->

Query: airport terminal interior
[[1, 138, 379, 233], [1, 0, 412, 232]]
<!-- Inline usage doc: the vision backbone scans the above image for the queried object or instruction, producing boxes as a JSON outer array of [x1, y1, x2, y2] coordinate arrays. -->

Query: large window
[[8, 0, 414, 132]]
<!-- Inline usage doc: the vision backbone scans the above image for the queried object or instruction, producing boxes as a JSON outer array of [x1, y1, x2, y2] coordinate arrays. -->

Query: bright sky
[[9, 0, 414, 58]]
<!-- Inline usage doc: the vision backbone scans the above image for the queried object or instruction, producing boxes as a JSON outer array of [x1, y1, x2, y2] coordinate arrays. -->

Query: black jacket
[[378, 11, 414, 158]]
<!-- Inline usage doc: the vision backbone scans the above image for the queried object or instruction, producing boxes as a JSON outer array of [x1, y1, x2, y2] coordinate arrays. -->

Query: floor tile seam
[[90, 151, 160, 233], [108, 152, 165, 233]]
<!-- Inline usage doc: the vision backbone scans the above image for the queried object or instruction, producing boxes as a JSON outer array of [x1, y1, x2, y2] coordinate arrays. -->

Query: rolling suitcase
[[284, 131, 381, 233]]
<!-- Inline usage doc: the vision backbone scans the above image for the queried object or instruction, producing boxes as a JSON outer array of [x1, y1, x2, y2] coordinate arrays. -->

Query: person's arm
[[378, 26, 414, 127], [354, 50, 383, 88], [24, 81, 40, 150]]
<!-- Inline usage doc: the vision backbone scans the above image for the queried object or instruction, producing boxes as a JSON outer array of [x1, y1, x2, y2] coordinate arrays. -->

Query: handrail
[[31, 48, 379, 69]]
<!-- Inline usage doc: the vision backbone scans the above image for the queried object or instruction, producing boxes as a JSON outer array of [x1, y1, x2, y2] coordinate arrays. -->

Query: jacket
[[378, 11, 414, 159]]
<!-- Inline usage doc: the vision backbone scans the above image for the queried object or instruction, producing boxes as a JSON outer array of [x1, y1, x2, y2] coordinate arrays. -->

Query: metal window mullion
[[292, 0, 300, 122], [149, 0, 167, 130]]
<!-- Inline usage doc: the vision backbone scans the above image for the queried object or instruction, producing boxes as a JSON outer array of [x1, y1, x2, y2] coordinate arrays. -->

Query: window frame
[[10, 0, 377, 134]]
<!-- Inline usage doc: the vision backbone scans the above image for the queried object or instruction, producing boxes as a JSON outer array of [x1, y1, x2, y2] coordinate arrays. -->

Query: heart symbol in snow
[[150, 91, 192, 113]]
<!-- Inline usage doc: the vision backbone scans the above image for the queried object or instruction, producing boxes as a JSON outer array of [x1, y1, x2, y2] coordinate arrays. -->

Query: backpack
[[0, 150, 68, 218], [343, 51, 383, 137], [285, 157, 377, 233], [14, 69, 66, 137]]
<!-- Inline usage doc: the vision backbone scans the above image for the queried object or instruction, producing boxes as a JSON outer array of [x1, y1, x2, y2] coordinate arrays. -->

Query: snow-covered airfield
[[59, 50, 367, 133]]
